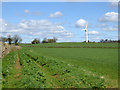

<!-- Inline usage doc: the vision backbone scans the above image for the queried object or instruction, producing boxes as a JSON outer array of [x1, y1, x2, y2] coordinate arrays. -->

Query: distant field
[[21, 42, 119, 48], [2, 43, 118, 88]]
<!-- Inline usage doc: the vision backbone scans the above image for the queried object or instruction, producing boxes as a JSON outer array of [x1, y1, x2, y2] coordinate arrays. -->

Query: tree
[[32, 38, 40, 44], [105, 39, 108, 42], [48, 38, 57, 43], [13, 35, 22, 45], [7, 35, 13, 45], [42, 37, 57, 43], [42, 37, 48, 43], [100, 39, 104, 43], [53, 37, 57, 43], [0, 37, 7, 43], [48, 39, 54, 43]]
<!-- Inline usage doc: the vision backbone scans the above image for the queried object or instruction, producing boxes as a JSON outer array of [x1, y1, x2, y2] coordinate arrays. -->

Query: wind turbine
[[82, 24, 88, 43]]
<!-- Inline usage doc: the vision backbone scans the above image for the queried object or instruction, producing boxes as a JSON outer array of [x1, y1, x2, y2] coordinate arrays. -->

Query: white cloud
[[96, 24, 108, 27], [24, 9, 30, 13], [108, 0, 119, 2], [24, 9, 43, 16], [88, 31, 99, 35], [91, 37, 101, 40], [98, 12, 118, 22], [102, 27, 118, 31], [0, 19, 3, 32], [32, 11, 43, 15], [1, 19, 73, 40], [114, 24, 118, 28], [75, 19, 87, 28], [0, 18, 11, 32], [49, 11, 63, 18], [111, 2, 118, 7]]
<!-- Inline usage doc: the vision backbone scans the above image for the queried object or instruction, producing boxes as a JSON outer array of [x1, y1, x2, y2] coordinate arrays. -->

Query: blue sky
[[1, 2, 118, 43]]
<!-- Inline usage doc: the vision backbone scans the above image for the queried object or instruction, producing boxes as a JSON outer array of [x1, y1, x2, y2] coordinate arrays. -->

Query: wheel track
[[14, 51, 22, 79], [23, 51, 61, 88]]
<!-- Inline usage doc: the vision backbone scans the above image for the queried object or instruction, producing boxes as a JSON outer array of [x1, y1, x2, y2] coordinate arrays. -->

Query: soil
[[14, 52, 22, 79]]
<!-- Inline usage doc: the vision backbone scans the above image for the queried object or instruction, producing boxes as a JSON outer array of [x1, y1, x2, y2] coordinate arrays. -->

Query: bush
[[32, 39, 40, 44]]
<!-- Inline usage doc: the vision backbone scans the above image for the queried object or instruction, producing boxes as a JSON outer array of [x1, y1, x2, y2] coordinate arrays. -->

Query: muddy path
[[14, 52, 22, 79]]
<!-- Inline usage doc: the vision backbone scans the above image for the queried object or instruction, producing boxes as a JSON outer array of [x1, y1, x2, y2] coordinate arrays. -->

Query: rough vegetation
[[1, 42, 21, 58], [2, 43, 118, 88]]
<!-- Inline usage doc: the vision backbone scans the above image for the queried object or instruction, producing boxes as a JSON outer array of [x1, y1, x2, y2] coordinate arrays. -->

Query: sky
[[0, 2, 118, 43], [1, 0, 120, 2]]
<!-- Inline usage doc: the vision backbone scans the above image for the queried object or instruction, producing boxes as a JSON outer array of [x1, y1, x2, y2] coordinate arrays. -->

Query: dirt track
[[14, 52, 22, 79]]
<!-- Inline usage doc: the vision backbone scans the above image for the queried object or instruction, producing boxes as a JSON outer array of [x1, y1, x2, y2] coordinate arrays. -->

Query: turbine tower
[[82, 24, 88, 43]]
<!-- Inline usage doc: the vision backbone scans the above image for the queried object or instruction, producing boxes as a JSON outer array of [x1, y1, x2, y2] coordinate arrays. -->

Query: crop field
[[2, 43, 118, 88], [21, 42, 118, 48]]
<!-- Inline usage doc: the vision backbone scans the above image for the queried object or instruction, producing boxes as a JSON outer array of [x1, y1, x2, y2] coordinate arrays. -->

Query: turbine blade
[[82, 29, 86, 30], [85, 24, 87, 29]]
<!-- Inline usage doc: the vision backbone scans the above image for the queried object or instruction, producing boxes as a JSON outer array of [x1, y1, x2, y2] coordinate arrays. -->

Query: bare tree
[[13, 35, 22, 45], [7, 35, 13, 45]]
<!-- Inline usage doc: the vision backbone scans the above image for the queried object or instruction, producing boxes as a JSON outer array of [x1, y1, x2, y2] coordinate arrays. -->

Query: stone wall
[[0, 42, 21, 58]]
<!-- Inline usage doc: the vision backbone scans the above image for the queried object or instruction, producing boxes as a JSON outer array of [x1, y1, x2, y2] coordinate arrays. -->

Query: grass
[[0, 56, 2, 89], [20, 42, 118, 48], [23, 47, 118, 88], [22, 48, 106, 88], [2, 51, 18, 88], [2, 42, 118, 88]]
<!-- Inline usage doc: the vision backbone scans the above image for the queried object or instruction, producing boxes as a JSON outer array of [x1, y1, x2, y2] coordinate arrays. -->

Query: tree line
[[1, 34, 119, 45], [32, 37, 57, 44], [83, 39, 120, 43], [1, 35, 57, 45], [99, 39, 120, 43], [0, 35, 22, 45]]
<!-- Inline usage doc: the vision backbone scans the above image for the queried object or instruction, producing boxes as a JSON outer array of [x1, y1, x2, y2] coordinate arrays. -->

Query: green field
[[21, 42, 118, 48], [2, 43, 118, 88]]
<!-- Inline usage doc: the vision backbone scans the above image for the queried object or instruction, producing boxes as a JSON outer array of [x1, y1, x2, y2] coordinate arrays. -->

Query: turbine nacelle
[[82, 29, 87, 32], [82, 24, 88, 32], [81, 24, 88, 43]]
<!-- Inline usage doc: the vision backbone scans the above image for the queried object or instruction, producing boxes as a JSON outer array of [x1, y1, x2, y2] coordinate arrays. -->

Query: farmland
[[2, 43, 118, 88], [21, 42, 118, 48]]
